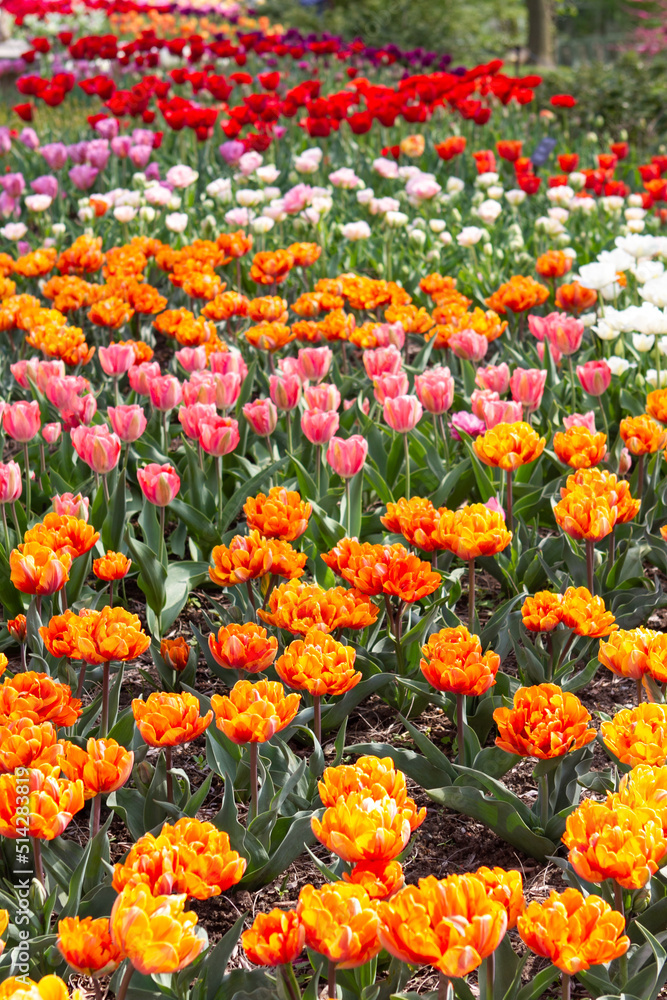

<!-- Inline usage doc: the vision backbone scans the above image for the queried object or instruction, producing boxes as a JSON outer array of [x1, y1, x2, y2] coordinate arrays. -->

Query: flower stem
[[286, 412, 293, 455], [585, 539, 595, 594], [345, 478, 352, 537], [1, 504, 9, 554], [246, 581, 257, 621], [313, 695, 322, 746], [316, 444, 322, 497], [100, 661, 110, 736], [249, 742, 259, 822], [539, 773, 550, 831], [456, 693, 465, 767], [637, 453, 645, 500], [32, 837, 44, 888], [91, 794, 102, 839], [217, 455, 224, 524], [116, 961, 134, 1000], [280, 964, 301, 1000], [165, 745, 173, 804], [613, 882, 628, 984], [438, 973, 452, 1000], [23, 442, 31, 519], [439, 415, 450, 466], [403, 433, 410, 500], [327, 960, 337, 1000], [636, 678, 643, 705], [568, 356, 577, 412], [486, 951, 495, 1000], [506, 469, 513, 533], [468, 558, 476, 630], [562, 973, 570, 1000]]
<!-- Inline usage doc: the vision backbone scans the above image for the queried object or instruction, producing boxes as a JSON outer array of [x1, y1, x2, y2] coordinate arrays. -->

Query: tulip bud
[[301, 408, 340, 445], [108, 404, 148, 443], [137, 463, 181, 507], [269, 373, 302, 411], [576, 359, 612, 397], [53, 492, 90, 521], [7, 614, 27, 643], [243, 398, 278, 437], [161, 636, 191, 671], [618, 447, 632, 476], [0, 461, 22, 503], [383, 394, 423, 433], [42, 422, 62, 444], [326, 435, 368, 478]]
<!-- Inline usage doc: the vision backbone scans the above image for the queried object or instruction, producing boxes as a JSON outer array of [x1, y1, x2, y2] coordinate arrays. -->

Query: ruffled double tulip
[[57, 916, 123, 978], [0, 671, 82, 726], [297, 882, 381, 968], [620, 413, 667, 455], [92, 550, 132, 582], [474, 422, 545, 471], [258, 580, 380, 634], [474, 866, 524, 929], [57, 738, 133, 799], [212, 679, 300, 745], [381, 496, 447, 552], [322, 539, 441, 602], [318, 756, 416, 811], [554, 487, 616, 542], [437, 504, 512, 560], [553, 426, 607, 469], [110, 883, 204, 976], [244, 487, 311, 541], [376, 873, 507, 978], [561, 586, 617, 638], [420, 625, 500, 696], [0, 719, 62, 775], [10, 542, 71, 595], [518, 889, 629, 973], [311, 791, 417, 863], [0, 770, 85, 839], [209, 622, 278, 673], [563, 469, 640, 525], [521, 592, 564, 632], [342, 859, 405, 900], [132, 692, 213, 747], [243, 909, 305, 966], [601, 703, 667, 766], [276, 629, 361, 697], [494, 684, 595, 759]]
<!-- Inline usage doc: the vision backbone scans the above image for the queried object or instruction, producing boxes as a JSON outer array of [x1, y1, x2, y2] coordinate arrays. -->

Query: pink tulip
[[175, 346, 208, 373], [373, 373, 409, 405], [475, 363, 510, 395], [448, 330, 488, 363], [576, 359, 611, 396], [415, 367, 455, 414], [42, 422, 62, 444], [12, 358, 64, 391], [269, 373, 302, 411], [243, 399, 278, 437], [297, 346, 333, 383], [528, 314, 550, 342], [537, 340, 562, 366], [545, 314, 584, 356], [53, 492, 90, 521], [99, 343, 136, 377], [70, 425, 121, 474], [108, 404, 148, 443], [363, 345, 402, 380], [326, 435, 368, 478], [343, 398, 371, 415], [210, 350, 248, 381], [301, 408, 340, 444], [278, 357, 303, 380], [183, 372, 218, 407], [213, 372, 242, 411], [485, 496, 506, 520], [3, 401, 40, 442], [303, 384, 341, 411], [0, 461, 22, 503], [199, 415, 241, 457], [148, 374, 183, 411], [619, 448, 632, 476], [178, 403, 217, 440], [482, 400, 523, 428], [450, 411, 486, 440], [45, 375, 89, 411], [383, 394, 423, 433], [471, 389, 499, 420], [373, 322, 405, 350], [129, 361, 161, 395], [563, 411, 596, 432], [509, 368, 547, 412], [60, 394, 97, 431], [137, 463, 181, 507]]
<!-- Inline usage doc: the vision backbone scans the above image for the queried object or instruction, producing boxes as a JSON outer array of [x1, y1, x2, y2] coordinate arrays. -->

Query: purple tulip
[[94, 117, 119, 140], [218, 140, 245, 165], [0, 193, 16, 218], [145, 162, 160, 181], [18, 128, 39, 150], [131, 128, 155, 147], [1, 173, 25, 199], [40, 143, 68, 170], [86, 140, 110, 170], [17, 241, 30, 255], [68, 165, 99, 191], [129, 144, 152, 169], [449, 411, 486, 441], [31, 175, 58, 199], [68, 142, 88, 165], [0, 128, 11, 155], [111, 136, 132, 158]]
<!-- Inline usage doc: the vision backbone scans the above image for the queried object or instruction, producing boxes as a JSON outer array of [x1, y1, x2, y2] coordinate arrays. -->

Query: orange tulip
[[555, 281, 597, 314], [209, 622, 278, 673], [0, 908, 7, 959], [7, 614, 27, 643], [620, 413, 667, 455], [473, 867, 524, 930], [132, 692, 213, 747], [601, 703, 667, 766], [536, 250, 572, 280], [264, 537, 308, 581], [25, 513, 99, 560], [92, 550, 132, 581], [615, 764, 667, 832], [161, 636, 191, 671], [58, 606, 149, 664], [110, 883, 204, 976], [57, 916, 123, 977], [0, 719, 62, 775], [486, 275, 549, 315], [212, 679, 300, 745], [10, 542, 71, 594], [494, 683, 595, 759], [553, 426, 607, 469], [0, 671, 82, 726], [57, 738, 134, 799], [521, 592, 564, 632], [376, 873, 507, 978], [245, 322, 297, 352], [598, 628, 657, 681], [297, 882, 381, 968], [40, 610, 85, 660], [0, 770, 85, 839], [247, 295, 288, 323], [342, 860, 405, 900], [242, 909, 305, 966], [563, 798, 666, 888], [244, 487, 312, 541], [319, 755, 414, 808], [474, 422, 546, 471], [250, 249, 295, 286], [554, 487, 616, 542], [322, 539, 441, 602], [311, 791, 414, 862], [113, 817, 246, 899], [258, 581, 380, 634], [420, 625, 499, 696], [561, 586, 617, 638], [562, 469, 640, 524], [276, 629, 361, 696], [209, 530, 274, 587], [647, 388, 667, 424], [289, 242, 322, 268], [0, 976, 81, 1000], [517, 888, 629, 974], [381, 496, 447, 552], [436, 504, 512, 561]]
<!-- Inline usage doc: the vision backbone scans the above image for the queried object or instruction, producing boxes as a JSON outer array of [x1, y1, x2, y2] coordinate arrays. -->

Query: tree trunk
[[527, 0, 555, 66]]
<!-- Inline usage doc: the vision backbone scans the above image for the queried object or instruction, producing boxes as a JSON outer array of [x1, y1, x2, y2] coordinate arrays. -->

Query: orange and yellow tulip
[[420, 625, 499, 696], [276, 629, 361, 697], [110, 883, 204, 976], [521, 592, 564, 632], [244, 487, 311, 541], [57, 738, 134, 799], [311, 791, 415, 863], [436, 504, 512, 561], [494, 684, 595, 759], [474, 422, 546, 471], [601, 703, 667, 766], [0, 671, 82, 726], [57, 916, 123, 977], [132, 692, 213, 747], [0, 770, 85, 839], [561, 586, 617, 638], [297, 882, 381, 968], [212, 679, 300, 745], [258, 581, 380, 634], [553, 426, 607, 469], [321, 539, 441, 603], [209, 622, 278, 673], [242, 909, 305, 966]]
